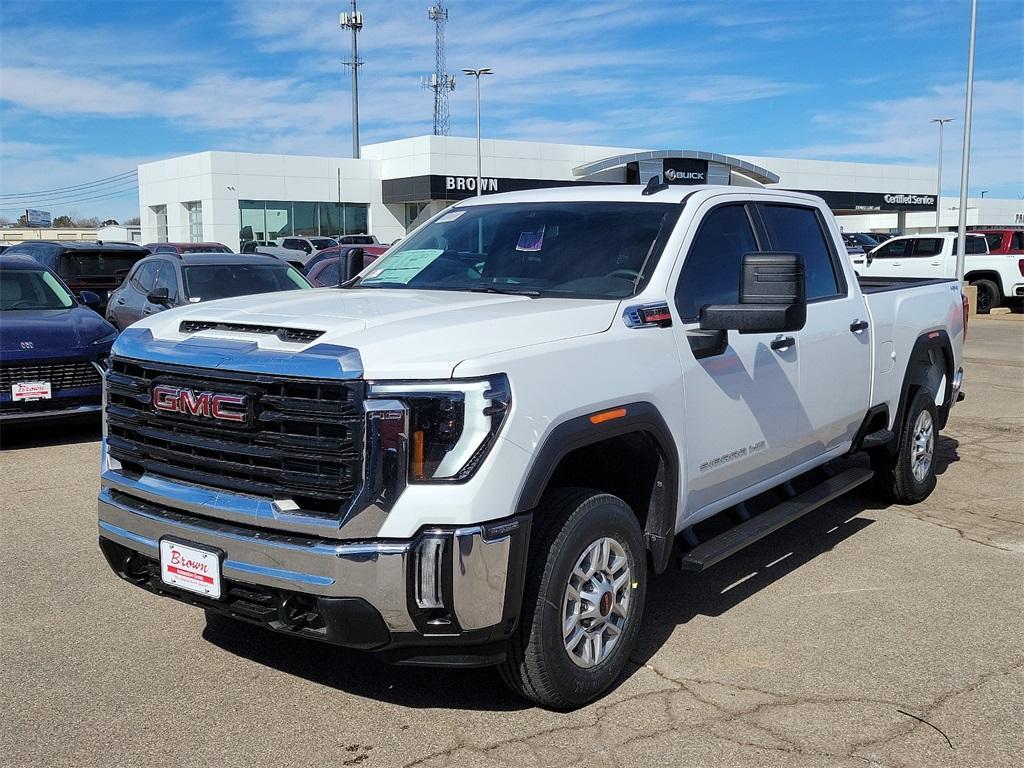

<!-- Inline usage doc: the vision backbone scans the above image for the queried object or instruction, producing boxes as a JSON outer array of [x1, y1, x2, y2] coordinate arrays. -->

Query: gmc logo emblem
[[152, 385, 248, 423]]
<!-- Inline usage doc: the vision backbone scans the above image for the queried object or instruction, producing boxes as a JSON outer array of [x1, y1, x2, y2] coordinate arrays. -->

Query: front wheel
[[499, 488, 647, 710]]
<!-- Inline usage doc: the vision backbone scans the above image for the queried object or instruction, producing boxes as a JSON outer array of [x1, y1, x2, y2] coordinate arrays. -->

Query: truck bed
[[857, 275, 957, 294]]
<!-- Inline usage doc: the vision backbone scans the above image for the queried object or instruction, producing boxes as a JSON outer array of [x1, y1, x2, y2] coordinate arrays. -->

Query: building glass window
[[239, 200, 266, 244], [151, 204, 168, 243], [293, 202, 318, 236], [265, 201, 292, 239], [344, 203, 368, 235], [184, 201, 203, 243], [238, 200, 370, 243], [318, 203, 343, 238]]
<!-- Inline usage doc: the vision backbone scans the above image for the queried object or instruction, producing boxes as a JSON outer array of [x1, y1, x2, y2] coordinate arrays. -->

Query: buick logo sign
[[152, 384, 248, 423], [19, 341, 34, 349], [665, 168, 705, 182]]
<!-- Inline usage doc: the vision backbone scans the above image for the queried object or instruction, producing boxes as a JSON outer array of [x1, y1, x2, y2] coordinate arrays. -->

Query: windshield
[[59, 251, 141, 278], [182, 264, 311, 301], [850, 233, 880, 247], [1, 269, 75, 310], [357, 202, 679, 299]]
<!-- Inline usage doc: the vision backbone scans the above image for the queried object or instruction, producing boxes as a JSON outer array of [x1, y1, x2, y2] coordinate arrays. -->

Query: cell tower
[[422, 1, 455, 135], [340, 0, 364, 159]]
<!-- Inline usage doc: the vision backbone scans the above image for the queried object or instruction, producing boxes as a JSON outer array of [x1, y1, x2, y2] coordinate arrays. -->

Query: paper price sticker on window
[[362, 249, 443, 285], [516, 227, 545, 252]]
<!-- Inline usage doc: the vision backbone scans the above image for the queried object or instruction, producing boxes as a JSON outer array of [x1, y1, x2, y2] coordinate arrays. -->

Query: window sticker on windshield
[[363, 249, 443, 284], [516, 226, 545, 252], [436, 210, 465, 223]]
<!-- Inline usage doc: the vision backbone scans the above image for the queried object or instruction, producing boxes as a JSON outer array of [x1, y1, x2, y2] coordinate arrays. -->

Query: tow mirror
[[700, 252, 806, 334], [146, 286, 171, 306], [79, 290, 102, 309], [346, 248, 365, 282]]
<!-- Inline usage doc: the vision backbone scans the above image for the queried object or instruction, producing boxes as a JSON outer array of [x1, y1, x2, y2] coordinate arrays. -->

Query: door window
[[131, 261, 160, 292], [1012, 232, 1024, 251], [911, 238, 943, 257], [675, 204, 759, 320], [759, 204, 842, 300], [153, 261, 179, 302], [872, 239, 912, 258], [318, 262, 340, 285]]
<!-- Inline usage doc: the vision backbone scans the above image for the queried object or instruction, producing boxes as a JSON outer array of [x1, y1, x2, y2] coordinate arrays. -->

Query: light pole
[[955, 0, 977, 282], [461, 67, 493, 196], [930, 118, 953, 232]]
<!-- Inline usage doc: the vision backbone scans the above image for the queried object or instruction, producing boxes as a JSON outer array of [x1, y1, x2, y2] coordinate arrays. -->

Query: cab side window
[[872, 239, 912, 259], [675, 204, 758, 321], [911, 238, 943, 257], [130, 261, 160, 292], [153, 260, 179, 302], [759, 204, 842, 300]]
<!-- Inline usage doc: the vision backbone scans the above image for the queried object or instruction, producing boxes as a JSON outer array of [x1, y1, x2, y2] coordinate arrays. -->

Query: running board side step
[[679, 468, 874, 572]]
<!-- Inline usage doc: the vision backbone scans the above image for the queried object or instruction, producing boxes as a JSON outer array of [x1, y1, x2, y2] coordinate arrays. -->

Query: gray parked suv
[[105, 253, 311, 329]]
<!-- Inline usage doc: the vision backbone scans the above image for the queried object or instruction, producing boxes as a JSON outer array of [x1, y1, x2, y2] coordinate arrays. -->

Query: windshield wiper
[[466, 286, 541, 297]]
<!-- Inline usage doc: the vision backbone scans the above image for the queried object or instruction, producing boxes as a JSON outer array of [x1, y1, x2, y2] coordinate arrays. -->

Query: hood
[[0, 307, 116, 356], [132, 288, 619, 378]]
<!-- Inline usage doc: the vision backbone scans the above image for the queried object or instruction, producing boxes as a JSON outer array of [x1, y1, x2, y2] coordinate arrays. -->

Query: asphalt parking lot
[[1, 317, 1021, 768]]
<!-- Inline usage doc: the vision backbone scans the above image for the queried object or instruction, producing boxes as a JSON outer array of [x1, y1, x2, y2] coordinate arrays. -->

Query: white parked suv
[[858, 231, 1023, 313], [98, 184, 966, 708]]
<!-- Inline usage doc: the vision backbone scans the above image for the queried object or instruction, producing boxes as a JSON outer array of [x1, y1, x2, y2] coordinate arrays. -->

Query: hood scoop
[[179, 320, 325, 344]]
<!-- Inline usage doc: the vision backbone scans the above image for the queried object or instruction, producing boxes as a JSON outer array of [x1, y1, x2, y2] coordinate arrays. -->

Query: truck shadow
[[202, 441, 960, 712], [0, 418, 102, 450]]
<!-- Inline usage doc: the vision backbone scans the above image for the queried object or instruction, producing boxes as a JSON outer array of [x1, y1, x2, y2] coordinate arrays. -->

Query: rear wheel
[[970, 278, 1000, 314], [499, 488, 647, 710], [874, 389, 938, 504]]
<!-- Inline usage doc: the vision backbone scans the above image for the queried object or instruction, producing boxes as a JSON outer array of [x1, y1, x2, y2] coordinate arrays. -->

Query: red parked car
[[972, 229, 1024, 256]]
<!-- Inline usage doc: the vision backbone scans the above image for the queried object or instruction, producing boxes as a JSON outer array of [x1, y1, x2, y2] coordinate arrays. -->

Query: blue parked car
[[0, 254, 117, 424]]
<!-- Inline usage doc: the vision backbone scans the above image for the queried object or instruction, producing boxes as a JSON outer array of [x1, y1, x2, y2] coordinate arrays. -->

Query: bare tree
[[124, 216, 141, 226]]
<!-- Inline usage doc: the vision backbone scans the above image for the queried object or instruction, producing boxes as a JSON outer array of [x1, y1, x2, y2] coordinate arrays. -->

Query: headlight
[[91, 331, 118, 346], [368, 374, 510, 483]]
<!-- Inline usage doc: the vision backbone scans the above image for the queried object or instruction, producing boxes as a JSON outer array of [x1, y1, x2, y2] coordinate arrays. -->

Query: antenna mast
[[340, 0, 364, 158], [422, 1, 455, 135]]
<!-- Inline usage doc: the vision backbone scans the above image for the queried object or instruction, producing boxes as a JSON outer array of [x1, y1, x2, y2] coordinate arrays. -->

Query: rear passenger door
[[907, 237, 948, 278], [757, 203, 871, 460]]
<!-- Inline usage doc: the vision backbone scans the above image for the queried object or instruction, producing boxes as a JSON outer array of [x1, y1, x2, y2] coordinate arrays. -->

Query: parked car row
[[855, 231, 1024, 313]]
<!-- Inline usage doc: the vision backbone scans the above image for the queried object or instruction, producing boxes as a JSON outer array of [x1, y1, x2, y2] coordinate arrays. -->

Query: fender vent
[[179, 320, 324, 344]]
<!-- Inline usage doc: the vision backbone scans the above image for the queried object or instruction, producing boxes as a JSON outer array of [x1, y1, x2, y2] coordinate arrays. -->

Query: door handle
[[771, 336, 795, 351], [891, 262, 902, 266], [116, 299, 125, 305], [930, 261, 941, 266], [850, 320, 869, 332]]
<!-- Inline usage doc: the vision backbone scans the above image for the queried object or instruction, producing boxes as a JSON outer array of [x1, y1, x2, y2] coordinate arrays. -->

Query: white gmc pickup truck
[[855, 231, 1024, 313], [98, 184, 966, 709]]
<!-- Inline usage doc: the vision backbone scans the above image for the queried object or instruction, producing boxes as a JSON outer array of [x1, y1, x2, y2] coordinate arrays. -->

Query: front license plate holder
[[159, 538, 224, 600]]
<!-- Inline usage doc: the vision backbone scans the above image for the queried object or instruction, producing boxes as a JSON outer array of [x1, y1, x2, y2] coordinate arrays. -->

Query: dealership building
[[136, 135, 1022, 249]]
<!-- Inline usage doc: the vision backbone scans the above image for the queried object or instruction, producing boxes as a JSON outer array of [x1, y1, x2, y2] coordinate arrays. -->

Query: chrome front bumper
[[98, 481, 529, 639]]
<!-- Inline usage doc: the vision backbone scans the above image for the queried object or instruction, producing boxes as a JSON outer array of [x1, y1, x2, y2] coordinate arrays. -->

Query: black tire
[[970, 278, 1000, 314], [499, 487, 647, 710], [875, 389, 938, 504]]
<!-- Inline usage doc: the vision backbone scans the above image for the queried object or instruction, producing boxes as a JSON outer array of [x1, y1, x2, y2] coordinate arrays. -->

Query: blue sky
[[0, 0, 1021, 222]]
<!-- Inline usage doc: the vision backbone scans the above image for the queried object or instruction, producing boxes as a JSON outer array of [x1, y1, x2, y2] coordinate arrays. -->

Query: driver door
[[670, 200, 805, 519]]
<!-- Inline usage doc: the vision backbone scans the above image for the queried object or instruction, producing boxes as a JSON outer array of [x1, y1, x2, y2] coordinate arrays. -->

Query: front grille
[[105, 357, 364, 518], [0, 359, 101, 392], [178, 320, 324, 344]]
